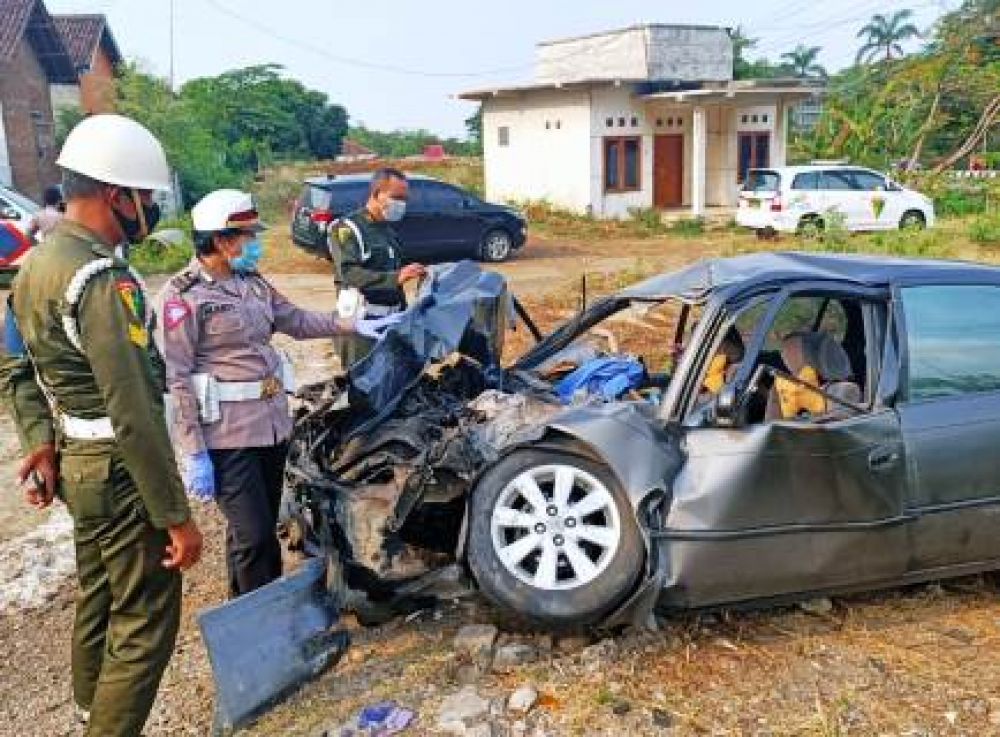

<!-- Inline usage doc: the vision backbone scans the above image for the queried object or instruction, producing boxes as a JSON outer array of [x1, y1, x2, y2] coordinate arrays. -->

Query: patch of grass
[[667, 216, 706, 237], [968, 213, 1000, 246]]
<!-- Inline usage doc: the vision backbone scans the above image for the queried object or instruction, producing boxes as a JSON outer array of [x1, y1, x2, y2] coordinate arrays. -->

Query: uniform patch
[[128, 323, 149, 348], [116, 279, 145, 321], [163, 298, 192, 330]]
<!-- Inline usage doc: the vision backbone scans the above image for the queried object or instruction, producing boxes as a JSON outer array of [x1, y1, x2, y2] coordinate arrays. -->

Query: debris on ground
[[507, 685, 538, 714], [0, 506, 75, 613]]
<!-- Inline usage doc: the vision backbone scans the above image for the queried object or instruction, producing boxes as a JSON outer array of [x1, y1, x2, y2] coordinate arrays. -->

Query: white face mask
[[383, 198, 407, 222]]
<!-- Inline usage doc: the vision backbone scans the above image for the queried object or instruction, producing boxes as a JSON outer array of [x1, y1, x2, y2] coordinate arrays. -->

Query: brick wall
[[80, 46, 116, 114], [0, 38, 59, 201]]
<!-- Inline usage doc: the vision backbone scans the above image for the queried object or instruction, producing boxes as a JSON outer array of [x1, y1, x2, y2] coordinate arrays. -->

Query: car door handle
[[868, 446, 900, 471]]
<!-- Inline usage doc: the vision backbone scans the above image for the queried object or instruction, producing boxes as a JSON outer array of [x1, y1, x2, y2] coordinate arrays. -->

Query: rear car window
[[791, 172, 820, 190], [306, 185, 332, 210], [820, 171, 857, 190], [743, 170, 779, 193], [848, 170, 887, 191], [902, 285, 1000, 400]]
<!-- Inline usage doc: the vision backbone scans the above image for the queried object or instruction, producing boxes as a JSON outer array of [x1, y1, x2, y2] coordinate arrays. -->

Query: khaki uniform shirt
[[158, 258, 345, 455], [0, 220, 189, 529], [330, 209, 406, 308]]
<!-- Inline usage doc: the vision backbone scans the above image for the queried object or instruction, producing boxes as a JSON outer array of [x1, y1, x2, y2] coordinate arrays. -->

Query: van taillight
[[770, 197, 783, 212], [310, 209, 333, 224]]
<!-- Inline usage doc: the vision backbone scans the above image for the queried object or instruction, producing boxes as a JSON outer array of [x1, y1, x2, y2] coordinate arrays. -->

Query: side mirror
[[1, 208, 20, 220], [713, 386, 740, 427]]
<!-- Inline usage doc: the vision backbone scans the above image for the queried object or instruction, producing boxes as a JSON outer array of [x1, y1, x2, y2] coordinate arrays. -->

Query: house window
[[630, 116, 639, 127], [606, 117, 614, 128], [604, 136, 641, 193], [545, 121, 551, 130], [498, 126, 509, 147], [555, 120, 561, 130], [618, 117, 626, 127]]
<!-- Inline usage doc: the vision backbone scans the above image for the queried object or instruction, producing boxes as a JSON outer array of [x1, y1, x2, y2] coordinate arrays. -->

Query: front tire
[[468, 450, 643, 628], [480, 229, 513, 262]]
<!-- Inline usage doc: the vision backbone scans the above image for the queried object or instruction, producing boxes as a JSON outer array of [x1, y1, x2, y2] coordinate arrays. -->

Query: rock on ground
[[508, 685, 538, 714], [438, 686, 491, 733], [454, 624, 499, 658]]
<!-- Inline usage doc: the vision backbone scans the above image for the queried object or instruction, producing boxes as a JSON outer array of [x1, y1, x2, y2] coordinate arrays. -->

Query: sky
[[46, 0, 957, 138]]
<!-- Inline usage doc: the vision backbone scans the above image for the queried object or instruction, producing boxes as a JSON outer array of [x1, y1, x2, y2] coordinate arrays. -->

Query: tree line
[[733, 1, 1000, 171]]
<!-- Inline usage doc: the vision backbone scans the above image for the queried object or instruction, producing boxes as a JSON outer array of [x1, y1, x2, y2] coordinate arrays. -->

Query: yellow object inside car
[[775, 365, 827, 419], [702, 354, 729, 394]]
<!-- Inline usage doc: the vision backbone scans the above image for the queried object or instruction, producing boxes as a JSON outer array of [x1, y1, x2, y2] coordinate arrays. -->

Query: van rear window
[[306, 186, 332, 210], [744, 170, 779, 193]]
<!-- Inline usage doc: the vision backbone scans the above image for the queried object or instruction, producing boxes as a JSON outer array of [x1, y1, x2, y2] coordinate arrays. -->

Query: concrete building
[[459, 25, 823, 219], [0, 0, 77, 199]]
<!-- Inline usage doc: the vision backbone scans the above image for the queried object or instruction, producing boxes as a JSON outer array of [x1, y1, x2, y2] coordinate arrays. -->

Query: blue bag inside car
[[555, 356, 646, 404]]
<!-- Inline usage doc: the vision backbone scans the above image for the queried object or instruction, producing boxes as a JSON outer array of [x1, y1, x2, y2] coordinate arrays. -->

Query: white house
[[459, 24, 823, 219]]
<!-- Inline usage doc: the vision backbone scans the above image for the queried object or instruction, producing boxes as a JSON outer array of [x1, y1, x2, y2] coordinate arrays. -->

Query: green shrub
[[132, 216, 194, 274], [867, 228, 948, 258], [667, 216, 705, 237], [628, 207, 666, 233], [969, 214, 1000, 245]]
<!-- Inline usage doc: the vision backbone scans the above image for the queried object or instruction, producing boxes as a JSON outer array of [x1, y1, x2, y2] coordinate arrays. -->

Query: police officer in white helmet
[[157, 189, 387, 598]]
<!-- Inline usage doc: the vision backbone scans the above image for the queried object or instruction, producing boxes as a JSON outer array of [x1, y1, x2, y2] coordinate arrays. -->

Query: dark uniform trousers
[[209, 442, 288, 597], [65, 451, 181, 737]]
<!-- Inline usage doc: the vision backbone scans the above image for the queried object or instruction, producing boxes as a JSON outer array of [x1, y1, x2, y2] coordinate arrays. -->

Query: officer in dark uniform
[[329, 167, 426, 369], [0, 114, 202, 737]]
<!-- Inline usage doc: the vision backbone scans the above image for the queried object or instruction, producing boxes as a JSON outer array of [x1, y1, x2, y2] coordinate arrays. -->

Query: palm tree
[[731, 25, 760, 79], [780, 45, 826, 78], [856, 9, 921, 64]]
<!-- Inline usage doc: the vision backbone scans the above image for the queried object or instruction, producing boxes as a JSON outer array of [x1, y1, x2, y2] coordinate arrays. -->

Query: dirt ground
[[4, 230, 1000, 736]]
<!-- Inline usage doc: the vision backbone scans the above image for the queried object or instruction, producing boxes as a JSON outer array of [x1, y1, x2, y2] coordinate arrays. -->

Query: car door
[[819, 170, 866, 229], [848, 169, 895, 230], [421, 182, 482, 259], [895, 283, 1000, 572], [658, 287, 909, 608], [394, 180, 440, 261]]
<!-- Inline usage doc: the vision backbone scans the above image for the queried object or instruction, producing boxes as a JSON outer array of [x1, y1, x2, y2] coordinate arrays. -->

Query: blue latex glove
[[355, 313, 403, 340], [183, 451, 216, 502]]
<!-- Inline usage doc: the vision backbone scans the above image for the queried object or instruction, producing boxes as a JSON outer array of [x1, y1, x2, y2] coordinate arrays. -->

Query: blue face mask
[[230, 238, 262, 272]]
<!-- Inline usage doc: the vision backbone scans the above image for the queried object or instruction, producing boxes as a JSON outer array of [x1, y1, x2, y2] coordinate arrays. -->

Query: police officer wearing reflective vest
[[158, 189, 372, 598], [0, 114, 203, 737], [329, 167, 426, 368]]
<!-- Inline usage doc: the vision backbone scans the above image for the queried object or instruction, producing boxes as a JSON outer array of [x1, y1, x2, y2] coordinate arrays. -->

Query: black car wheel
[[899, 210, 926, 231], [480, 229, 513, 262], [468, 450, 643, 628]]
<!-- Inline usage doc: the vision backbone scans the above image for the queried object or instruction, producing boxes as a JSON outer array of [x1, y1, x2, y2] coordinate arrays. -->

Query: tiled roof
[[0, 0, 34, 61], [52, 14, 122, 69], [0, 0, 76, 82]]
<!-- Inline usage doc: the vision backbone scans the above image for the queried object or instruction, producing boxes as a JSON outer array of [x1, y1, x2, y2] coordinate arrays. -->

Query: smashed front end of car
[[283, 264, 563, 616]]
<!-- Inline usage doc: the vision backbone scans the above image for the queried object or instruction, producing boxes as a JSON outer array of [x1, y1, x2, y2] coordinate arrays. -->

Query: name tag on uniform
[[201, 303, 236, 317]]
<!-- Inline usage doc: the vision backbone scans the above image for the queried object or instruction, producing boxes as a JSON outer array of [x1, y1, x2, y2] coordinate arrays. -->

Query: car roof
[[304, 173, 437, 187], [748, 164, 881, 175], [618, 251, 1000, 301]]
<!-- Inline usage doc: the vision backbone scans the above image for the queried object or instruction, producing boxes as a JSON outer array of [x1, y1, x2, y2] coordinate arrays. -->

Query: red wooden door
[[654, 135, 683, 208]]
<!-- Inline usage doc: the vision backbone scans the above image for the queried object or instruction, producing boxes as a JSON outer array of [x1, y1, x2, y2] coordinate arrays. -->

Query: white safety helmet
[[57, 114, 171, 191], [191, 189, 265, 233]]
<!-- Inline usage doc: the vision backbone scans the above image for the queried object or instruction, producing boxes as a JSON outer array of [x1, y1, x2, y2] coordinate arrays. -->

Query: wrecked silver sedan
[[283, 253, 1000, 629]]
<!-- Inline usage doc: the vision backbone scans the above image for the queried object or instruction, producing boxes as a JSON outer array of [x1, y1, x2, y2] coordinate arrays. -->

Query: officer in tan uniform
[[159, 189, 374, 597], [0, 114, 202, 737]]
